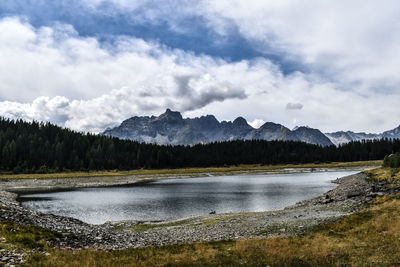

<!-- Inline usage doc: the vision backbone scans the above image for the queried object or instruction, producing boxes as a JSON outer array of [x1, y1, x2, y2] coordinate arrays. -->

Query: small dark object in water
[[209, 210, 216, 214]]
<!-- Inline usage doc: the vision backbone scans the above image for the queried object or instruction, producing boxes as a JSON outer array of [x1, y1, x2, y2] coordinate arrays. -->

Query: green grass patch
[[129, 219, 196, 232], [201, 213, 256, 227], [0, 221, 62, 250]]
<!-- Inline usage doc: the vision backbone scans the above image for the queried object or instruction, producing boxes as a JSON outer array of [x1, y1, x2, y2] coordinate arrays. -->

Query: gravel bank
[[0, 170, 399, 265]]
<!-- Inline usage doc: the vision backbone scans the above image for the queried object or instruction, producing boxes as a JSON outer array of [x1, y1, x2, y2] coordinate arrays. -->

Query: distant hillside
[[103, 109, 333, 146]]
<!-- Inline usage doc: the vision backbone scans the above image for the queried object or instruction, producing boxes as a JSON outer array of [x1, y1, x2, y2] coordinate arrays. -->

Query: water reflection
[[19, 171, 357, 224]]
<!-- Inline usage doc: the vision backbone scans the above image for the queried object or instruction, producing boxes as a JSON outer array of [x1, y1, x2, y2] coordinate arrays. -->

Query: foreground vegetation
[[0, 167, 397, 266], [0, 118, 398, 173], [365, 166, 400, 182], [0, 221, 60, 251], [383, 152, 400, 168], [17, 193, 400, 266], [0, 160, 382, 179]]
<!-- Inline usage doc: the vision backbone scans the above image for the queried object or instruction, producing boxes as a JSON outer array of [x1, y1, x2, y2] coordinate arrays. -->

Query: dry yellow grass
[[0, 160, 381, 180], [23, 193, 400, 266], [365, 167, 400, 182]]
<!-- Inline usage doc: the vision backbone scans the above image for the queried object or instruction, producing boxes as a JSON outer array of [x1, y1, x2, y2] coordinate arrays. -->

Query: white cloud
[[0, 80, 247, 133], [249, 119, 265, 129], [81, 1, 400, 95], [1, 16, 400, 134], [198, 1, 400, 94]]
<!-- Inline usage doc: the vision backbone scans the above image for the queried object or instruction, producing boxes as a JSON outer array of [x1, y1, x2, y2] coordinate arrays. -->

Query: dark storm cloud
[[174, 75, 247, 111], [286, 102, 303, 110]]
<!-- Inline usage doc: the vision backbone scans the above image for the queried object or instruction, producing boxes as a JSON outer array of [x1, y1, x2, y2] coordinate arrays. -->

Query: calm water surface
[[19, 171, 357, 224]]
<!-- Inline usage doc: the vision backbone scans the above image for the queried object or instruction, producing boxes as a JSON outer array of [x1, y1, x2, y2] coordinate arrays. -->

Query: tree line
[[0, 118, 399, 174]]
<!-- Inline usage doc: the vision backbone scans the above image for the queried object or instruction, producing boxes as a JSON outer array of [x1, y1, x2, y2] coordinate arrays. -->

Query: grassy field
[[0, 160, 382, 180]]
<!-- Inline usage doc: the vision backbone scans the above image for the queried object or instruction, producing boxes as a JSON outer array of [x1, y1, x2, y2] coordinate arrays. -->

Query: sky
[[0, 0, 400, 133]]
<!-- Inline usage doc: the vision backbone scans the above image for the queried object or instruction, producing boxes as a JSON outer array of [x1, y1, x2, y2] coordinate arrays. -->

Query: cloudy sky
[[0, 0, 399, 133]]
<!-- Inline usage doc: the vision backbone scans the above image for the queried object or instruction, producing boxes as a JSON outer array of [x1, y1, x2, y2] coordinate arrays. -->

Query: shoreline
[[2, 164, 399, 265], [2, 165, 375, 194], [0, 160, 382, 180]]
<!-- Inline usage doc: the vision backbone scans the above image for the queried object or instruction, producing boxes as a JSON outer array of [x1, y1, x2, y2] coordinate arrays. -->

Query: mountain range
[[103, 109, 398, 146], [103, 109, 400, 146], [325, 126, 400, 146]]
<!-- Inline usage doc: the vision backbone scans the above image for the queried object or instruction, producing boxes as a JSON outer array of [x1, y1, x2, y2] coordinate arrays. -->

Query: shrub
[[383, 153, 400, 168]]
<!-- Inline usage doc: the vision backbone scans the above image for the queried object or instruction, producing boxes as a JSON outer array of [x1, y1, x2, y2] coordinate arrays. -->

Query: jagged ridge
[[103, 109, 333, 146], [325, 125, 400, 146]]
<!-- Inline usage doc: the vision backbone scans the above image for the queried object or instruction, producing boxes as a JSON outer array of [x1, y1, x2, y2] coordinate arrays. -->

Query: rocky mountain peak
[[259, 122, 286, 130], [233, 117, 252, 128], [383, 124, 400, 136], [201, 115, 219, 123], [292, 126, 333, 146], [156, 109, 183, 121]]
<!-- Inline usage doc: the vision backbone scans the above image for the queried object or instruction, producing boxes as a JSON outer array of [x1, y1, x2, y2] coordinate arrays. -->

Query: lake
[[19, 170, 357, 224]]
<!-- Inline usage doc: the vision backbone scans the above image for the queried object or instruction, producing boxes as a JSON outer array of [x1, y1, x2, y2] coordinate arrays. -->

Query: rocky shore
[[0, 170, 399, 265]]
